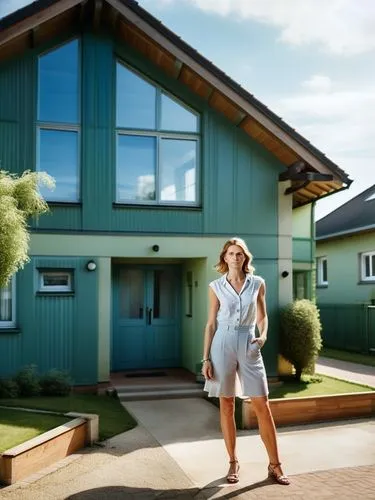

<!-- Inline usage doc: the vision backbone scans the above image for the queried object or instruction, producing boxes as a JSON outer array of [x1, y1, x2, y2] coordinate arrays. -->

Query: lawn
[[269, 374, 375, 399], [0, 394, 137, 441], [0, 408, 70, 453], [320, 347, 375, 367]]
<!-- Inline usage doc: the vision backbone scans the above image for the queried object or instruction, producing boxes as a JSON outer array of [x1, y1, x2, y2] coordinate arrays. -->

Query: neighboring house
[[0, 0, 351, 389], [316, 184, 375, 353]]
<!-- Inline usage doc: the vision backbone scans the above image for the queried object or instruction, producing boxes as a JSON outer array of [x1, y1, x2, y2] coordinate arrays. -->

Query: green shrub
[[0, 170, 54, 287], [13, 364, 41, 397], [280, 299, 322, 381], [39, 369, 72, 396], [0, 378, 19, 398]]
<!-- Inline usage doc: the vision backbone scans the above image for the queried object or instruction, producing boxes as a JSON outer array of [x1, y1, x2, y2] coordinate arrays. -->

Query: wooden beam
[[0, 0, 82, 46], [93, 0, 103, 31]]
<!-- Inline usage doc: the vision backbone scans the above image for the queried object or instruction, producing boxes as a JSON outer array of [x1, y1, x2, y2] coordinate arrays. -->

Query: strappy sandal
[[226, 459, 240, 483], [268, 462, 290, 485]]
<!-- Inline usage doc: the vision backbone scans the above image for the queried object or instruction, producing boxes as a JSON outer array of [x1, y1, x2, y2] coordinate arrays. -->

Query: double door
[[112, 265, 181, 371]]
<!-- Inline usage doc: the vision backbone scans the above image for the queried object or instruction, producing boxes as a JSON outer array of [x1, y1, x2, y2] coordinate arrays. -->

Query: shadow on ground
[[65, 477, 273, 499]]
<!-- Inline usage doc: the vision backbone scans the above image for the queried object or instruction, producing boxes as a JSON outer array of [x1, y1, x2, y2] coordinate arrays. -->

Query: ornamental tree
[[0, 170, 54, 286]]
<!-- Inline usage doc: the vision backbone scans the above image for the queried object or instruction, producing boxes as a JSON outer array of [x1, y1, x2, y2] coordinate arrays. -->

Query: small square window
[[39, 271, 73, 292], [317, 257, 328, 286]]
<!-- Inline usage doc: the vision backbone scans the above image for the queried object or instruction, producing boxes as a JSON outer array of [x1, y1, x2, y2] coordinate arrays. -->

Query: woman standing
[[202, 237, 289, 485]]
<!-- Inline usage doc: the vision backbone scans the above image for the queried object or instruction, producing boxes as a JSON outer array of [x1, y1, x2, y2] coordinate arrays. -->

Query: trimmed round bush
[[280, 299, 322, 381], [13, 364, 41, 397], [39, 369, 72, 396]]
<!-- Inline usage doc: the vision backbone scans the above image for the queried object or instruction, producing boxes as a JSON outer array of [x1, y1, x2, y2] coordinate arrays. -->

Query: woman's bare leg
[[219, 396, 239, 478], [250, 396, 285, 477]]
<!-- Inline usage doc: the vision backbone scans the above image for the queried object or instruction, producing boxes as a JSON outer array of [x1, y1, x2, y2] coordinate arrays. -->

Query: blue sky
[[1, 0, 374, 220]]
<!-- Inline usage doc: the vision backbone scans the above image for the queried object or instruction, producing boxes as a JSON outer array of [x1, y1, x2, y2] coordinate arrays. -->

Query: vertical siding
[[3, 257, 99, 385], [1, 34, 284, 238], [34, 295, 75, 372], [0, 58, 34, 174], [81, 34, 113, 231]]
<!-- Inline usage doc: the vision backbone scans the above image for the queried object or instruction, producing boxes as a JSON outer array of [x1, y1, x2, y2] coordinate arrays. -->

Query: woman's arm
[[202, 287, 219, 379], [256, 281, 268, 347]]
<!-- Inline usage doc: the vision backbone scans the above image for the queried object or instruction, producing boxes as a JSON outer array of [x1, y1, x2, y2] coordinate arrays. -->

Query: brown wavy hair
[[215, 237, 255, 275]]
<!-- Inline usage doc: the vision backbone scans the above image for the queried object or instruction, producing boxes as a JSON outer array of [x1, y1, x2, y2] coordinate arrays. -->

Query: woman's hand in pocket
[[251, 336, 266, 349]]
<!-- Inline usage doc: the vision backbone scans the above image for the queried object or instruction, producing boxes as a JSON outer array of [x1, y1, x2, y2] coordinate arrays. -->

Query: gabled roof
[[316, 184, 375, 240], [0, 0, 352, 207]]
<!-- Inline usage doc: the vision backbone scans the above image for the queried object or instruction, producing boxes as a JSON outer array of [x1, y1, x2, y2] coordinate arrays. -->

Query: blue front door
[[112, 265, 181, 370]]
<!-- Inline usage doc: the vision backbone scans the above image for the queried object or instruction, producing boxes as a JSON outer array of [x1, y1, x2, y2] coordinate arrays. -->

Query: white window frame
[[361, 251, 375, 282], [115, 60, 201, 207], [0, 276, 16, 328], [39, 271, 73, 293], [317, 257, 328, 286]]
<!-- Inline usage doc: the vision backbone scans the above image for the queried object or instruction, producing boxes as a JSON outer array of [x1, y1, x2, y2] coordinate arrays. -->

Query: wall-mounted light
[[86, 260, 97, 272], [281, 270, 289, 278], [152, 245, 159, 252]]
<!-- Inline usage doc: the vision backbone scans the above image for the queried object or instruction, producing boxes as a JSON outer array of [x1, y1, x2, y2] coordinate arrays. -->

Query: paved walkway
[[316, 356, 375, 388], [2, 398, 375, 499]]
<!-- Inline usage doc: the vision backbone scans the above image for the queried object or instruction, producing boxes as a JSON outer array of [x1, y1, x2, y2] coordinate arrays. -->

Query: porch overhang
[[0, 0, 353, 208]]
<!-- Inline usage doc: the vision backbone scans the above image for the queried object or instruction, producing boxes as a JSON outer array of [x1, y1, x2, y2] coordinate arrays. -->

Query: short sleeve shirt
[[209, 273, 264, 327]]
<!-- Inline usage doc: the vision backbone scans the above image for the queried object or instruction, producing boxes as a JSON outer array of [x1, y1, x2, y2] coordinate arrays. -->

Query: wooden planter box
[[242, 391, 375, 429], [0, 411, 99, 486]]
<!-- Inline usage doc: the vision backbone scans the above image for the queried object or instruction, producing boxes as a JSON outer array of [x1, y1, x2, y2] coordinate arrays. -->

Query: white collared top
[[209, 273, 264, 327]]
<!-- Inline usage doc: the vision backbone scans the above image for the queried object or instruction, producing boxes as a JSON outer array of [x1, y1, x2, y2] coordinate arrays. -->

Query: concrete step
[[117, 386, 205, 401], [114, 382, 201, 393]]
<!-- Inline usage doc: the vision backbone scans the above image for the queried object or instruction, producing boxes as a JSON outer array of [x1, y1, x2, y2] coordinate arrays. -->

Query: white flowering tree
[[0, 170, 54, 286]]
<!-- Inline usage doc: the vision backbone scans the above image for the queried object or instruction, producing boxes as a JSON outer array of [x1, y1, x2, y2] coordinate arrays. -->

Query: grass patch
[[0, 394, 137, 441], [320, 348, 375, 367], [0, 408, 70, 453], [269, 374, 375, 399]]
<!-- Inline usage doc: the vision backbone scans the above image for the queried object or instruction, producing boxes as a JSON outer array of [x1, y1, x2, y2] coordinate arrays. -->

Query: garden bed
[[0, 408, 98, 486], [242, 391, 375, 429]]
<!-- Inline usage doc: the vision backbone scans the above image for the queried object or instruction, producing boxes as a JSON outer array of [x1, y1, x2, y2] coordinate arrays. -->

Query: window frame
[[360, 251, 375, 282], [38, 270, 74, 293], [36, 38, 81, 203], [317, 256, 328, 287], [0, 276, 16, 329], [115, 60, 201, 207]]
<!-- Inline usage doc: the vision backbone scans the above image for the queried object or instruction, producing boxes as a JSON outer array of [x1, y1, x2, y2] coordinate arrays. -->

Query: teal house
[[0, 0, 351, 389], [316, 184, 375, 354]]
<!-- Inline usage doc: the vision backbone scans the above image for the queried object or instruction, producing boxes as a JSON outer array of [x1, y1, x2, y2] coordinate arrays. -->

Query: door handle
[[148, 308, 152, 325]]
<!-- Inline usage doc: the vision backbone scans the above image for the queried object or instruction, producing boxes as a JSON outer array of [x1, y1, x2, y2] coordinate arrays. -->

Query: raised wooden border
[[242, 391, 375, 429], [0, 411, 99, 486]]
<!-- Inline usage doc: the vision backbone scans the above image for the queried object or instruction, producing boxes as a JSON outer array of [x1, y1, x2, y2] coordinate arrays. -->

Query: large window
[[116, 62, 200, 206], [37, 39, 80, 202], [317, 257, 328, 286], [0, 277, 16, 328], [361, 251, 375, 282]]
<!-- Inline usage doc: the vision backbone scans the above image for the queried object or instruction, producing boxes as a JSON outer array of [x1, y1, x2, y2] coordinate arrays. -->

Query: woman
[[202, 237, 289, 485]]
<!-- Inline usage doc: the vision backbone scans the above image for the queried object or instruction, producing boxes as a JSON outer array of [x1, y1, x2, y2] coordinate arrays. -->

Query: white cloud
[[275, 86, 375, 154], [302, 75, 333, 94], [269, 77, 375, 219], [160, 0, 375, 55]]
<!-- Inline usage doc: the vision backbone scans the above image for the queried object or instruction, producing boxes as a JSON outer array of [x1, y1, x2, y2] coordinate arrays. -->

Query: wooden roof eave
[[106, 0, 346, 181]]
